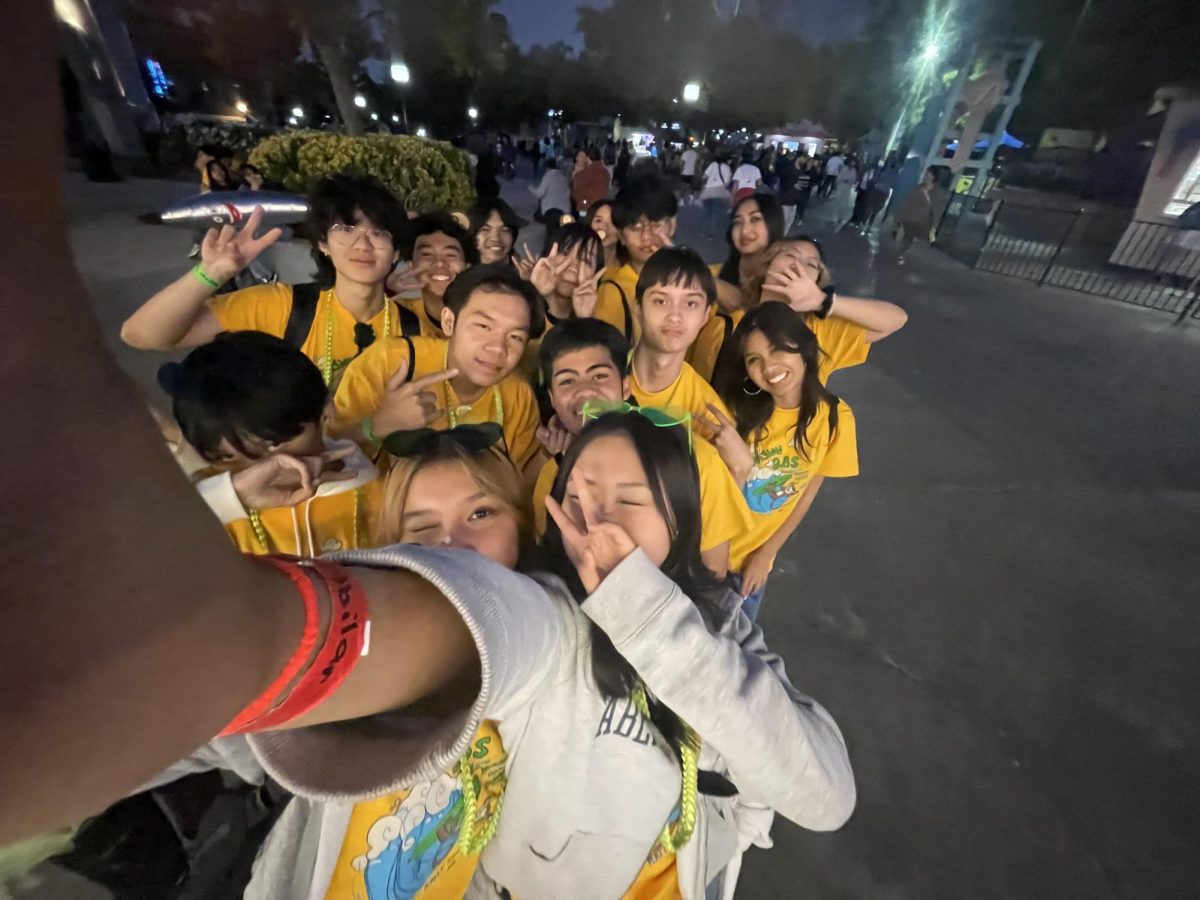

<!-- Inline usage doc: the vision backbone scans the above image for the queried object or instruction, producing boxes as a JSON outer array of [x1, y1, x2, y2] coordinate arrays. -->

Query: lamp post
[[353, 93, 367, 109], [391, 60, 411, 130], [467, 106, 479, 122], [683, 81, 701, 103]]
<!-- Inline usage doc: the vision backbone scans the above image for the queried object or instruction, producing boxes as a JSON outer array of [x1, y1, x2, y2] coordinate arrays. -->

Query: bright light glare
[[391, 114, 400, 122], [370, 112, 379, 121], [922, 42, 940, 61], [548, 108, 556, 117], [354, 94, 367, 108], [467, 106, 479, 120], [416, 127, 428, 137], [287, 116, 297, 125], [291, 106, 304, 118], [235, 100, 249, 114], [391, 62, 411, 84], [683, 82, 701, 103]]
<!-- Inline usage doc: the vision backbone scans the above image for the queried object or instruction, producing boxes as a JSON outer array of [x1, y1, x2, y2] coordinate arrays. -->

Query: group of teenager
[[16, 151, 907, 898]]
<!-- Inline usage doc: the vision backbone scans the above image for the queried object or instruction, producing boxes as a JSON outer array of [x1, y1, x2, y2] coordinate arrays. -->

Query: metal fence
[[935, 192, 1200, 322]]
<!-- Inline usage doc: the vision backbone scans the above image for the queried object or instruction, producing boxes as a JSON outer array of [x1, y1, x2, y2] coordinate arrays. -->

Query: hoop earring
[[742, 378, 762, 396]]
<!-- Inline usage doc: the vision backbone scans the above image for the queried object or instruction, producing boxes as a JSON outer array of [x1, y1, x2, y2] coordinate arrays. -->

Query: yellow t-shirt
[[396, 295, 448, 339], [686, 307, 745, 383], [729, 400, 858, 571], [323, 721, 507, 900], [225, 479, 383, 556], [333, 336, 541, 468], [630, 361, 732, 423], [208, 283, 401, 382], [533, 435, 750, 555], [596, 264, 640, 341], [808, 314, 870, 383], [623, 844, 678, 899]]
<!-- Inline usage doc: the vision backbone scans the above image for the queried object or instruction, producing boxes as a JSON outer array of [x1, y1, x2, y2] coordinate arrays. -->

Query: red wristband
[[219, 556, 320, 736], [220, 557, 370, 736]]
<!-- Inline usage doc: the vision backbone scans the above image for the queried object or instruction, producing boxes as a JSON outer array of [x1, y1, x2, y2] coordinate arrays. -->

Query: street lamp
[[353, 93, 367, 109], [683, 81, 701, 103], [390, 61, 411, 85], [416, 126, 428, 138], [235, 99, 249, 114], [467, 106, 479, 121], [291, 105, 304, 119]]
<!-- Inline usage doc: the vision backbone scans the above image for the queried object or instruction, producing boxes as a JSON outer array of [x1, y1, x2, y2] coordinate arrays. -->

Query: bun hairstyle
[[159, 332, 328, 462]]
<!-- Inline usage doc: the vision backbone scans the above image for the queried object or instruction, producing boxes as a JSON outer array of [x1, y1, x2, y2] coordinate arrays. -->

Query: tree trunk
[[309, 34, 363, 136]]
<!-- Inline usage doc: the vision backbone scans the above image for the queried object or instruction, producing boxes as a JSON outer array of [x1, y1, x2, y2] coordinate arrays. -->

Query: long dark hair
[[716, 303, 839, 460], [541, 415, 724, 686], [539, 412, 726, 754], [717, 193, 784, 285]]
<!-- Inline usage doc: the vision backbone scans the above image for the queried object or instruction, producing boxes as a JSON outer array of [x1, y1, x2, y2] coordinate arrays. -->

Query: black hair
[[612, 173, 679, 230], [403, 210, 479, 265], [467, 199, 524, 258], [541, 221, 604, 273], [589, 198, 614, 218], [157, 331, 328, 463], [442, 262, 546, 338], [717, 192, 785, 285], [635, 245, 717, 305], [307, 174, 407, 288], [206, 160, 233, 186], [715, 303, 839, 461], [539, 413, 727, 756], [537, 317, 630, 389], [587, 145, 601, 162], [544, 157, 558, 170], [542, 413, 724, 693]]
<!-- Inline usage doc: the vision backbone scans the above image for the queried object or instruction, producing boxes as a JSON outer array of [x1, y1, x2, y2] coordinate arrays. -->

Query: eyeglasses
[[328, 223, 393, 247], [580, 399, 692, 451], [381, 422, 503, 458]]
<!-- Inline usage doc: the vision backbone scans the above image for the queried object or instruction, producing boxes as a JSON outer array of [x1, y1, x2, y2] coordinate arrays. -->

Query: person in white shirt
[[731, 154, 764, 202], [822, 152, 844, 197], [680, 146, 700, 203], [700, 155, 734, 237]]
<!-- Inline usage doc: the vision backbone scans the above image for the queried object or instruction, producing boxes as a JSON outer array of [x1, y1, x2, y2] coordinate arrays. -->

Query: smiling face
[[475, 210, 514, 264], [742, 328, 805, 408], [731, 199, 770, 256], [552, 240, 600, 299], [318, 209, 399, 287], [548, 346, 629, 435], [443, 287, 532, 387], [637, 279, 710, 355], [589, 206, 617, 249], [399, 459, 520, 568], [413, 231, 468, 299]]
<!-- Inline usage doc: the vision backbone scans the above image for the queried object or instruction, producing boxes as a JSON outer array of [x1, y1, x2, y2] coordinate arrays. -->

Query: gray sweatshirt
[[226, 544, 856, 898]]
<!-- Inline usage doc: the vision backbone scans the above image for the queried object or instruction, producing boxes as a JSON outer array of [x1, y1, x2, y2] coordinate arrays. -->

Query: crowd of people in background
[[20, 118, 925, 900]]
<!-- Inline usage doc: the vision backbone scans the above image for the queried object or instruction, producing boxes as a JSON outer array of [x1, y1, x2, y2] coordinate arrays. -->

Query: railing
[[934, 192, 1200, 322]]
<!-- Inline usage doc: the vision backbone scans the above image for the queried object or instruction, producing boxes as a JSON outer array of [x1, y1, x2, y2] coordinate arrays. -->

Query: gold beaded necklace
[[247, 486, 363, 555], [320, 290, 393, 386], [632, 680, 700, 854]]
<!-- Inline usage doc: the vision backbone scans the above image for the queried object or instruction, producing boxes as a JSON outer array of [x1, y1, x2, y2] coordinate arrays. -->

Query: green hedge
[[248, 131, 476, 211]]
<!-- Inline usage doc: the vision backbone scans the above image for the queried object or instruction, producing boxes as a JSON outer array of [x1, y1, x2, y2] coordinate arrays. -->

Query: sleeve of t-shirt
[[503, 379, 542, 469], [694, 437, 755, 552], [686, 313, 727, 383], [817, 402, 859, 479], [206, 283, 292, 337], [594, 281, 631, 338], [331, 339, 411, 439], [810, 314, 870, 379]]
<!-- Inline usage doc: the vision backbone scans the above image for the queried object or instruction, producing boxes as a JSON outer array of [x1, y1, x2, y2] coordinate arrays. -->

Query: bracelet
[[220, 556, 370, 735], [362, 417, 382, 450], [816, 286, 836, 319], [191, 263, 222, 290]]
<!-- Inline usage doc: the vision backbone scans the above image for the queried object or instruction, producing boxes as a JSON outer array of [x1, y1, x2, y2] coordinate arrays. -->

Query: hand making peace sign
[[545, 467, 639, 593]]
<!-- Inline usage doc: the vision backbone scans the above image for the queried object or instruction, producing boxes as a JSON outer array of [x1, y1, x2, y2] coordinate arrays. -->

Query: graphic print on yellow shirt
[[729, 400, 859, 571], [324, 721, 506, 900], [208, 283, 402, 383]]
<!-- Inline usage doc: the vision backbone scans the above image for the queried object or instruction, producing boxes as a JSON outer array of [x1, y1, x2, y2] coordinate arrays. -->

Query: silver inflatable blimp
[[141, 191, 308, 229]]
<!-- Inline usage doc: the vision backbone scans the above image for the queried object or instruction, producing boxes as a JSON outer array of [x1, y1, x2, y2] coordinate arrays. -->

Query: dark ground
[[29, 173, 1200, 899]]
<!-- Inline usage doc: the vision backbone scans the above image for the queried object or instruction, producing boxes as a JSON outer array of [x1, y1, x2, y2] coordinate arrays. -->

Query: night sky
[[496, 0, 870, 51]]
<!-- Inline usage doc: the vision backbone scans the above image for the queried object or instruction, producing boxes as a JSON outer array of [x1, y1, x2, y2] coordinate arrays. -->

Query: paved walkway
[[53, 173, 1200, 899]]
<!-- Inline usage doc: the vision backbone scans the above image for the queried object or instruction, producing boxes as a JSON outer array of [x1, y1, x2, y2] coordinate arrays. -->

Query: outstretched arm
[[828, 294, 908, 344], [0, 6, 475, 845]]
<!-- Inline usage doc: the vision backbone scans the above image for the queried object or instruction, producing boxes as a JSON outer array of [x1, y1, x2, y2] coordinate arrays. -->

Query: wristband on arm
[[191, 264, 223, 290], [816, 286, 836, 319], [220, 555, 370, 736]]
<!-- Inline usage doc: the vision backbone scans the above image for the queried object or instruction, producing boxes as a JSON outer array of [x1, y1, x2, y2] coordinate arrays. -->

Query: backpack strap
[[401, 335, 415, 383], [283, 283, 321, 349], [394, 301, 421, 337], [599, 278, 634, 342]]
